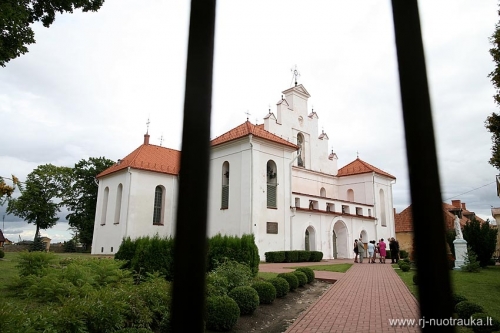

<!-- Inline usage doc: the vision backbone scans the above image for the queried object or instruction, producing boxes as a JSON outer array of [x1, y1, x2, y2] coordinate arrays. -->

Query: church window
[[320, 187, 326, 197], [379, 189, 387, 227], [295, 197, 300, 208], [297, 133, 305, 167], [221, 162, 229, 209], [327, 203, 335, 212], [368, 208, 372, 217], [101, 187, 109, 225], [153, 185, 165, 225], [356, 207, 363, 215], [114, 184, 123, 224], [342, 205, 350, 214], [267, 160, 277, 208], [305, 229, 310, 251], [347, 189, 354, 202]]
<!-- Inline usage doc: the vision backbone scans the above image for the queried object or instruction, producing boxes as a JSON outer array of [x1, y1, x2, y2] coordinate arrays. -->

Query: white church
[[91, 83, 396, 260]]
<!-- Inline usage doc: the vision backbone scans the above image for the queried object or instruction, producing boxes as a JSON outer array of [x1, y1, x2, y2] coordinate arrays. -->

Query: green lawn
[[286, 263, 352, 273], [394, 264, 500, 324]]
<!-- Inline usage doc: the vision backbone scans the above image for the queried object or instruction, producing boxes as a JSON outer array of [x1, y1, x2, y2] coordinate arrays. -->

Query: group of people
[[353, 237, 400, 264]]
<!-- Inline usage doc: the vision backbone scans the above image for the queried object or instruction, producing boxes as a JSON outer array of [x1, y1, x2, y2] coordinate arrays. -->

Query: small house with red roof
[[92, 83, 397, 259]]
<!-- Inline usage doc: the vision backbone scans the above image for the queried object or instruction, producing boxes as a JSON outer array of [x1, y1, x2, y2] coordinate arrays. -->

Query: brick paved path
[[280, 261, 421, 333]]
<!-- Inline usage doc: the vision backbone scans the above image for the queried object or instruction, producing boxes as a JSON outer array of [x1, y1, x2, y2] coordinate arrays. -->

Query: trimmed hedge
[[207, 234, 260, 277], [205, 295, 240, 331], [267, 277, 289, 298], [228, 286, 259, 315], [264, 250, 323, 263], [295, 267, 315, 283], [277, 272, 299, 291], [455, 301, 485, 320], [292, 271, 307, 287], [251, 281, 276, 304], [470, 313, 500, 333]]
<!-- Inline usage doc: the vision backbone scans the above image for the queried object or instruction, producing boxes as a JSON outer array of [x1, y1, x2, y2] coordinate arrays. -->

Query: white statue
[[454, 215, 463, 239]]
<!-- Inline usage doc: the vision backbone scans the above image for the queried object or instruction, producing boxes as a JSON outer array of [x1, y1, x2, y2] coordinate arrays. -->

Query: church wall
[[337, 173, 374, 204], [208, 140, 251, 237], [291, 168, 338, 200], [91, 170, 129, 255]]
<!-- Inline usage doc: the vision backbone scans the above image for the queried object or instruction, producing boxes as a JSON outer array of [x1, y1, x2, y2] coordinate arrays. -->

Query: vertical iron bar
[[391, 1, 454, 331], [171, 0, 216, 332]]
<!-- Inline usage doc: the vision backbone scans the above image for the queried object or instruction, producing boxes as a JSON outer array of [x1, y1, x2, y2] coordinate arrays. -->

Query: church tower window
[[347, 189, 354, 202], [221, 162, 229, 209], [114, 184, 123, 224], [320, 187, 326, 198], [297, 133, 305, 167], [101, 187, 109, 225], [267, 160, 277, 208], [153, 185, 165, 225]]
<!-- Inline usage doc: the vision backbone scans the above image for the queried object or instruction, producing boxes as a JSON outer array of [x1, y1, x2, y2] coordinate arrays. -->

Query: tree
[[462, 218, 498, 267], [6, 164, 71, 240], [487, 7, 500, 170], [62, 157, 114, 249], [0, 0, 105, 67], [0, 175, 21, 205]]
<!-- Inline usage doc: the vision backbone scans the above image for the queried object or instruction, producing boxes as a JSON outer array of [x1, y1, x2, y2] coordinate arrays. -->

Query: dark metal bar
[[171, 0, 216, 331], [391, 1, 454, 331]]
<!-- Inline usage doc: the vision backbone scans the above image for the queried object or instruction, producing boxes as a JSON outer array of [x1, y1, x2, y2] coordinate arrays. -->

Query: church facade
[[91, 84, 396, 260]]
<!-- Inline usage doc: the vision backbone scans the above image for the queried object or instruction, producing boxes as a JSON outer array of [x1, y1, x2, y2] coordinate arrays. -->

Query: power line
[[444, 181, 496, 201]]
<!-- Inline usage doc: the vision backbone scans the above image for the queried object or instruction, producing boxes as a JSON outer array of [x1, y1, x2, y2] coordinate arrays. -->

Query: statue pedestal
[[453, 238, 468, 270]]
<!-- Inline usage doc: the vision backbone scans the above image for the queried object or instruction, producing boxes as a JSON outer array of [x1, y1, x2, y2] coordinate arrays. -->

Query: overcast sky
[[1, 1, 499, 243]]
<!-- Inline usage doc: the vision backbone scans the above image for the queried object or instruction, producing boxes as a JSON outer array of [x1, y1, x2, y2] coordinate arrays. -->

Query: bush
[[209, 260, 253, 292], [455, 301, 485, 320], [470, 313, 500, 333], [284, 251, 299, 263], [277, 272, 299, 291], [292, 271, 307, 287], [63, 240, 77, 253], [207, 234, 260, 277], [309, 251, 323, 262], [412, 274, 418, 285], [265, 251, 285, 263], [295, 267, 315, 283], [267, 277, 289, 298], [462, 248, 481, 273], [463, 218, 498, 267], [0, 249, 4, 259], [451, 293, 468, 307], [297, 250, 310, 262], [228, 286, 259, 315], [205, 295, 240, 331], [251, 281, 276, 304], [16, 251, 57, 277], [399, 263, 411, 272], [30, 234, 46, 252], [399, 250, 409, 259]]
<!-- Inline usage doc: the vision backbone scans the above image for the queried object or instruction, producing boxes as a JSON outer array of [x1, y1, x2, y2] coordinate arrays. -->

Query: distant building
[[92, 83, 397, 260], [395, 200, 486, 253], [0, 229, 5, 247]]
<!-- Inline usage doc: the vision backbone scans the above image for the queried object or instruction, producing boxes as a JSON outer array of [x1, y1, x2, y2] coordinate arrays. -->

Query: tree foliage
[[62, 157, 114, 249], [6, 164, 71, 239], [462, 218, 498, 267], [0, 0, 105, 67], [487, 7, 500, 170], [0, 175, 21, 205]]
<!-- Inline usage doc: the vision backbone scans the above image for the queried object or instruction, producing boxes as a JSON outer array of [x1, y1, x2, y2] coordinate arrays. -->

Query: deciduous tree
[[62, 157, 114, 249], [6, 164, 71, 240], [0, 0, 105, 67], [487, 7, 500, 170]]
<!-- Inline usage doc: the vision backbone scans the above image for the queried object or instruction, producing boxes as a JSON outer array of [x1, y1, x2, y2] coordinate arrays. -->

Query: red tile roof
[[337, 158, 396, 179], [395, 202, 485, 233], [97, 140, 181, 178], [211, 121, 298, 149]]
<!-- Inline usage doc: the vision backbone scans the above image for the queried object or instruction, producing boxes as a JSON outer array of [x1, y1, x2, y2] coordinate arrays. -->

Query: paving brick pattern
[[281, 261, 421, 333]]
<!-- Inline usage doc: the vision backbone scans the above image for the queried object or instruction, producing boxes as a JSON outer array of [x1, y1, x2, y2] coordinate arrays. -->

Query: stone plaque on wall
[[267, 222, 278, 234]]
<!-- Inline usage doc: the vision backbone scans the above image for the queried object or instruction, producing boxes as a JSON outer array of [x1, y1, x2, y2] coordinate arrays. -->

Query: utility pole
[[2, 215, 4, 231]]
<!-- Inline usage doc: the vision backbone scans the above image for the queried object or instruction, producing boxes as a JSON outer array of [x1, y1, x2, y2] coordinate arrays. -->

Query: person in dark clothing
[[390, 237, 400, 263]]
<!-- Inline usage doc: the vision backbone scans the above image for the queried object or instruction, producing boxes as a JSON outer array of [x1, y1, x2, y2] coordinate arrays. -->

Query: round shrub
[[295, 267, 314, 283], [400, 263, 410, 272], [0, 249, 4, 259], [412, 274, 418, 285], [251, 281, 276, 305], [471, 313, 500, 333], [205, 295, 240, 331], [277, 272, 299, 291], [455, 301, 485, 320], [292, 271, 307, 287], [228, 286, 259, 315], [268, 277, 289, 298], [451, 293, 468, 307]]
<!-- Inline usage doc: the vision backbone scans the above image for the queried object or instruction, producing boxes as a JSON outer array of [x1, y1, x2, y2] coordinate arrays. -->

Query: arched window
[[320, 187, 326, 198], [267, 160, 277, 208], [101, 187, 109, 225], [221, 162, 229, 209], [297, 133, 305, 167], [114, 183, 123, 224], [347, 189, 354, 202], [153, 185, 165, 225], [379, 189, 387, 227]]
